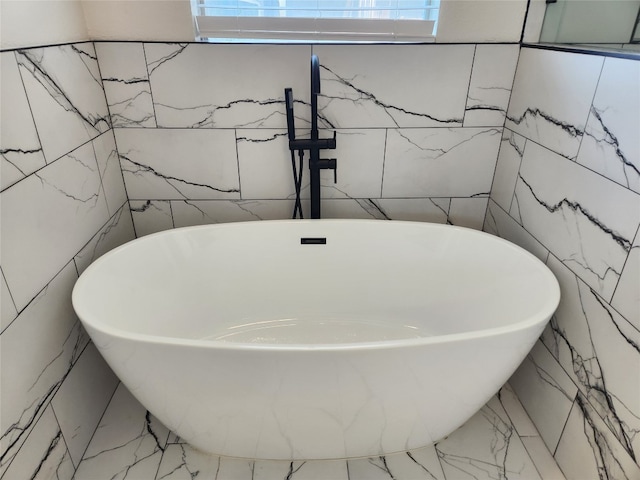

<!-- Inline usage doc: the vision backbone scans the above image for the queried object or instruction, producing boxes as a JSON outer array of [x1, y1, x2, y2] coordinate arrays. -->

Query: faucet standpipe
[[284, 54, 337, 220]]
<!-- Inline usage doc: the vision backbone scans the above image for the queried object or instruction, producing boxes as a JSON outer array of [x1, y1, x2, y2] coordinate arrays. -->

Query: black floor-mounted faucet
[[285, 55, 337, 219]]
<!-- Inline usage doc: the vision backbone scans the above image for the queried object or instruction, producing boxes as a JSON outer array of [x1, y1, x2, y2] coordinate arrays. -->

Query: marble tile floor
[[72, 382, 566, 480]]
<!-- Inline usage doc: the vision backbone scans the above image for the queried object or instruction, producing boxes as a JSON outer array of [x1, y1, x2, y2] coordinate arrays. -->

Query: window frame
[[191, 0, 439, 43]]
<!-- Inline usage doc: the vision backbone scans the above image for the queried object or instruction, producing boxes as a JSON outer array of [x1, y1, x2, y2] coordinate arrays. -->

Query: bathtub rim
[[72, 219, 560, 352]]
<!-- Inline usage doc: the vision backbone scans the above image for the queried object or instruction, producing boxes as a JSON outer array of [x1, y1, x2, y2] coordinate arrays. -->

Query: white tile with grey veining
[[506, 47, 603, 160], [254, 458, 348, 480], [496, 383, 539, 438], [490, 129, 526, 213], [0, 268, 18, 333], [1, 406, 74, 480], [171, 199, 293, 227], [484, 200, 549, 263], [542, 256, 640, 465], [1, 51, 46, 191], [347, 448, 445, 480], [73, 383, 169, 480], [0, 262, 87, 476], [145, 43, 310, 128], [237, 129, 386, 200], [448, 198, 489, 230], [361, 198, 452, 223], [315, 45, 474, 128], [321, 198, 390, 220], [156, 444, 254, 479], [555, 394, 640, 480], [464, 44, 520, 127], [520, 437, 566, 480], [436, 396, 541, 479], [16, 43, 110, 163], [1, 139, 111, 310], [382, 128, 501, 198], [236, 129, 300, 200], [612, 230, 640, 330], [509, 340, 577, 452], [74, 206, 136, 275], [130, 200, 174, 237], [51, 343, 119, 467], [318, 129, 386, 199], [320, 197, 488, 229], [511, 140, 640, 300], [95, 42, 156, 128], [577, 57, 640, 193], [92, 130, 128, 215], [115, 128, 240, 200]]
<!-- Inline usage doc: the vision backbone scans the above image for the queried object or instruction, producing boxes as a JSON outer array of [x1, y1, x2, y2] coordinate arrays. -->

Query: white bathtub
[[72, 220, 559, 460]]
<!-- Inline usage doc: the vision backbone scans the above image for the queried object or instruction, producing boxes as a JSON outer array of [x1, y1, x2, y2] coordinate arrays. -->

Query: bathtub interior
[[73, 220, 559, 345]]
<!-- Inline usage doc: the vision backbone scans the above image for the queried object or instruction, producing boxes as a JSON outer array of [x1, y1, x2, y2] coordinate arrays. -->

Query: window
[[192, 0, 439, 43]]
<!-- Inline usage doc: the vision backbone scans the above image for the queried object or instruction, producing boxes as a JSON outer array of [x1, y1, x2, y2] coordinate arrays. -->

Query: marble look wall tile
[[1, 51, 46, 191], [520, 437, 567, 480], [612, 230, 640, 330], [51, 343, 119, 467], [95, 42, 156, 128], [156, 444, 255, 480], [577, 57, 640, 193], [0, 262, 88, 475], [490, 129, 526, 213], [361, 198, 452, 223], [74, 206, 136, 275], [145, 43, 310, 128], [254, 458, 350, 480], [236, 129, 299, 200], [496, 383, 540, 438], [73, 384, 169, 480], [130, 200, 174, 237], [315, 45, 475, 128], [1, 140, 111, 310], [171, 200, 293, 227], [316, 129, 386, 200], [321, 198, 390, 220], [542, 256, 640, 464], [382, 128, 501, 198], [448, 197, 489, 230], [346, 448, 444, 480], [93, 130, 128, 215], [237, 129, 386, 200], [1, 269, 18, 333], [1, 407, 74, 480], [484, 200, 549, 263], [318, 197, 488, 229], [555, 394, 640, 480], [435, 396, 541, 479], [506, 48, 603, 160], [512, 141, 640, 301], [464, 44, 520, 127], [509, 341, 577, 453], [115, 128, 240, 200], [16, 43, 110, 163]]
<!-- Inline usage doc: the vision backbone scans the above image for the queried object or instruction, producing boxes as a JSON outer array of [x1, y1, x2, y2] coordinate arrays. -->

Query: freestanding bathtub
[[72, 220, 559, 460]]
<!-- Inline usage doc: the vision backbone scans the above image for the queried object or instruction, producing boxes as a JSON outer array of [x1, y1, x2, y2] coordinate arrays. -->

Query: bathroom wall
[[96, 42, 520, 235], [0, 0, 89, 50], [0, 43, 136, 477], [485, 46, 640, 479]]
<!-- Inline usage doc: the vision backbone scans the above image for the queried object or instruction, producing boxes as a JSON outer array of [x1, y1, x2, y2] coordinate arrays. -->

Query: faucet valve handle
[[318, 158, 337, 183]]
